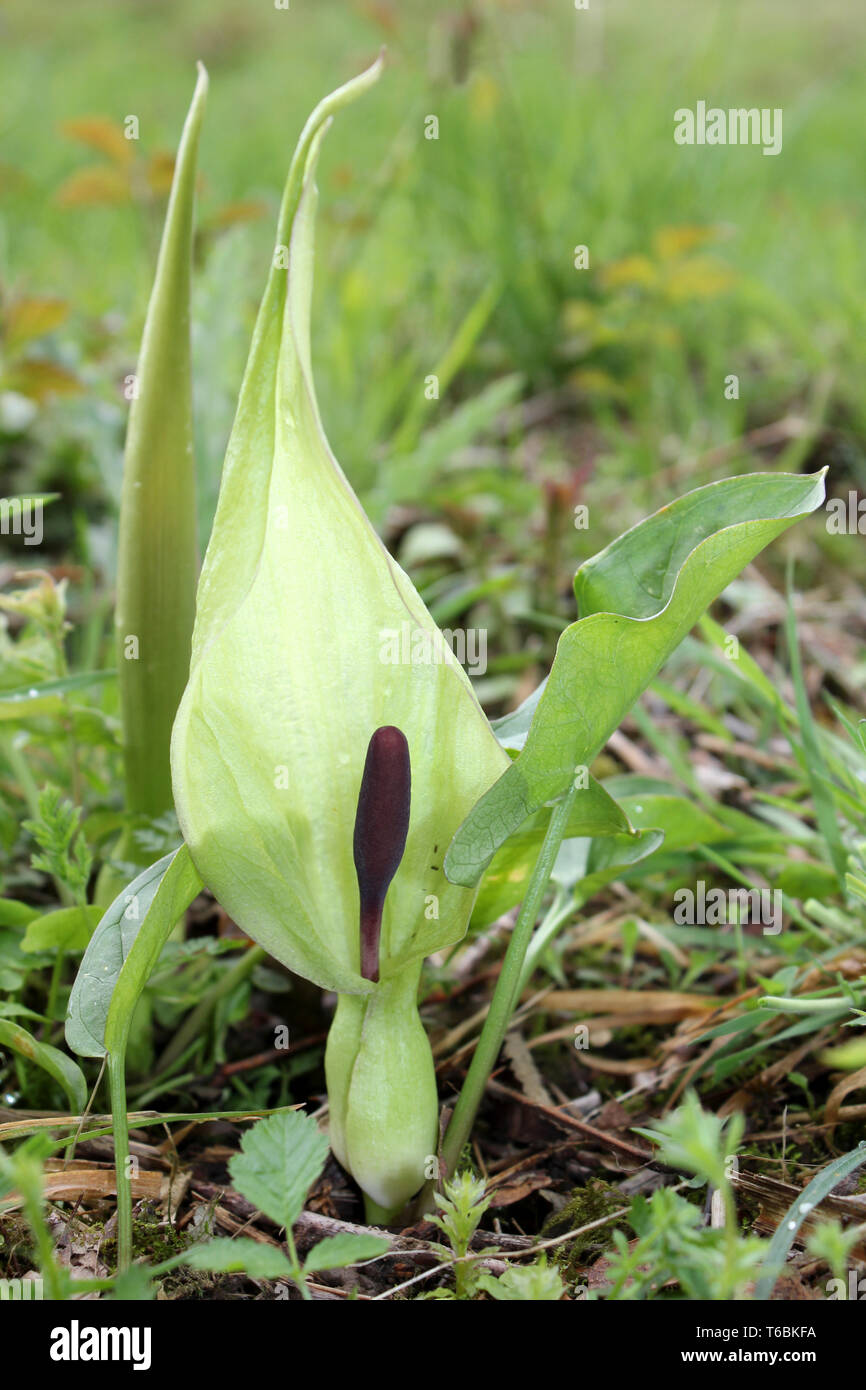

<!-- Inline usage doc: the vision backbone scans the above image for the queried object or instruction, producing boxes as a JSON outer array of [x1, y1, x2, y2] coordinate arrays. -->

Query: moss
[[0, 1214, 36, 1279], [541, 1178, 631, 1282]]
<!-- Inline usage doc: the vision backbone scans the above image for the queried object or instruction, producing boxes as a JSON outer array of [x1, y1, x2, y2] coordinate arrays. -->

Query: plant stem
[[364, 1193, 403, 1226], [517, 888, 576, 994], [285, 1226, 311, 1301], [439, 781, 579, 1179], [108, 1051, 133, 1273], [19, 1172, 65, 1301]]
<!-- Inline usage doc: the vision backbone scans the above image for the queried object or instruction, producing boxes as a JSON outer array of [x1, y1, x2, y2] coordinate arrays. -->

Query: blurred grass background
[[1, 0, 864, 708]]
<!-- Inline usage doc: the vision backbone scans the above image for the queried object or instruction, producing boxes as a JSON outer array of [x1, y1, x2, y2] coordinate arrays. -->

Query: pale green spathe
[[170, 60, 508, 1211]]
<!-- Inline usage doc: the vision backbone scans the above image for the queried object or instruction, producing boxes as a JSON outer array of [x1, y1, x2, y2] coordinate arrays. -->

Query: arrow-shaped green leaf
[[66, 847, 201, 1059], [446, 469, 826, 884]]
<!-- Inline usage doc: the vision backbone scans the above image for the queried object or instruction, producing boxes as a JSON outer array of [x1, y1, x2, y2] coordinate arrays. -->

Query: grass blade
[[754, 1143, 866, 1299]]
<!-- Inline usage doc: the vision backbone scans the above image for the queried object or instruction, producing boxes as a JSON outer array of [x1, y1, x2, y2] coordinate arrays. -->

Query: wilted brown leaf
[[4, 297, 69, 352], [2, 358, 81, 400], [59, 117, 132, 165], [56, 165, 130, 207]]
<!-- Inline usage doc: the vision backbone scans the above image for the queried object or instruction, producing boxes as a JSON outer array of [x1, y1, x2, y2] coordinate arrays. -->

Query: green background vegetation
[[3, 0, 864, 574]]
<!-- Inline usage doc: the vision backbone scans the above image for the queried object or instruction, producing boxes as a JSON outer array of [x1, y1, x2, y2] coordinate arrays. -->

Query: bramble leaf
[[181, 1237, 294, 1280], [302, 1232, 389, 1273], [228, 1110, 329, 1233]]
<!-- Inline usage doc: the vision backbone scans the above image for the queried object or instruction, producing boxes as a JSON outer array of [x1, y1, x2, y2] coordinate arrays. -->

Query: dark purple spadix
[[353, 725, 411, 983]]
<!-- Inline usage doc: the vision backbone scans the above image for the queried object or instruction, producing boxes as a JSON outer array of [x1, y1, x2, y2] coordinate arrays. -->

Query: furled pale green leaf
[[66, 855, 173, 1058], [228, 1110, 329, 1232], [446, 470, 826, 882], [21, 904, 102, 954], [171, 56, 509, 993], [66, 848, 201, 1058], [116, 65, 206, 819], [302, 1232, 389, 1273], [181, 1237, 294, 1280], [0, 1018, 87, 1112]]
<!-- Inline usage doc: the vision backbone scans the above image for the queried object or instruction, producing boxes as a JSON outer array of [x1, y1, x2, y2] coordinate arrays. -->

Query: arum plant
[[168, 30, 826, 1217], [70, 57, 827, 1248], [169, 53, 514, 1220]]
